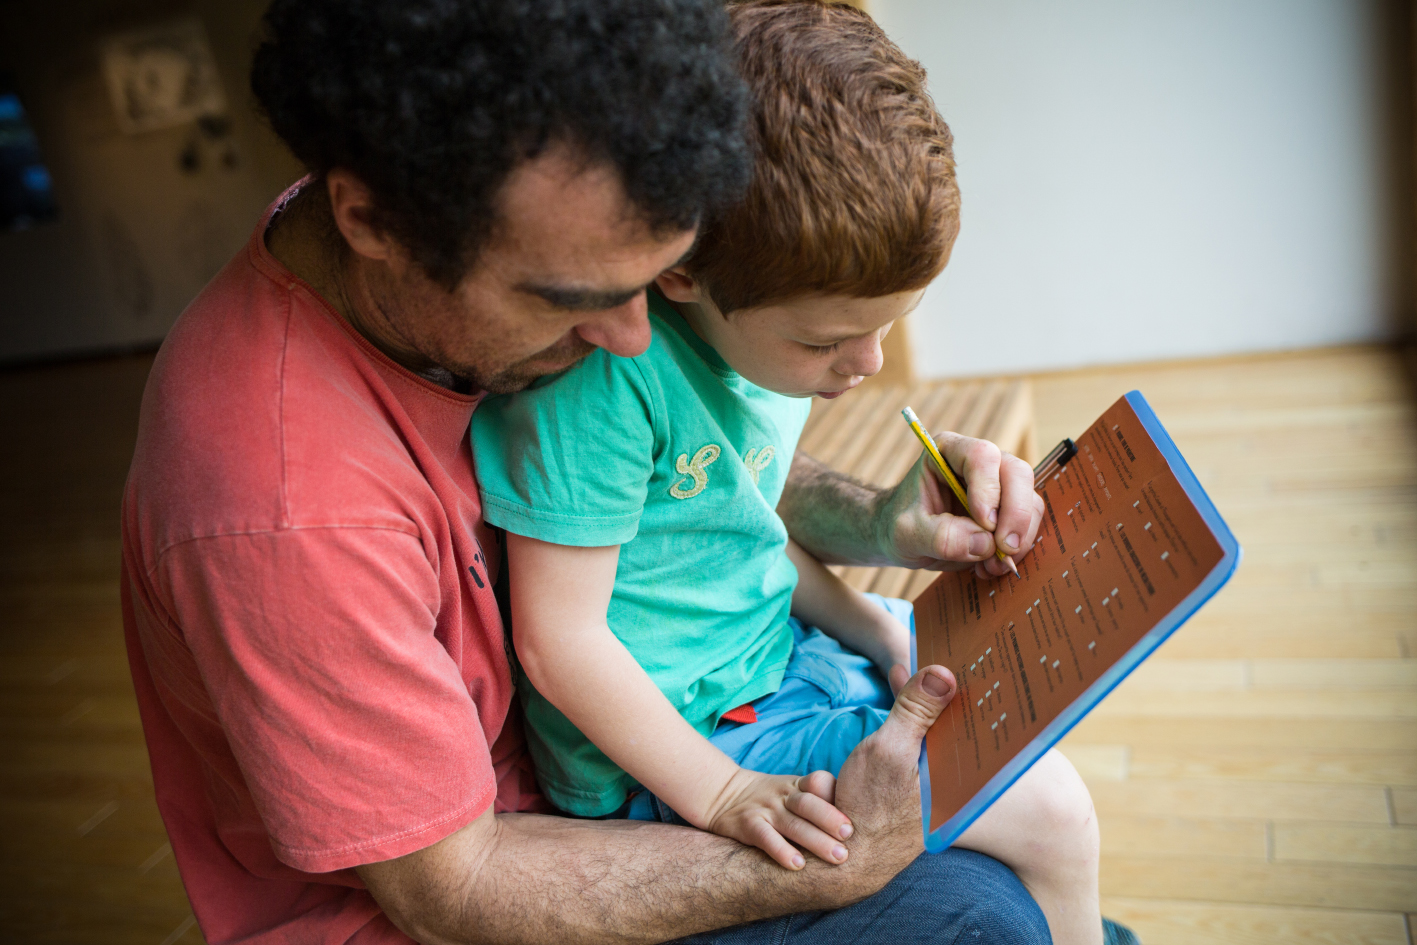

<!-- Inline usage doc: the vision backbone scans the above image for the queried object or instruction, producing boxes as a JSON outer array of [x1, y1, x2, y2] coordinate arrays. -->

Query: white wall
[[873, 0, 1390, 379]]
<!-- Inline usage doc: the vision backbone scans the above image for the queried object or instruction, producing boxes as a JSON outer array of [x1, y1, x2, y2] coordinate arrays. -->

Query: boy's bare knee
[[954, 749, 1101, 886], [1023, 751, 1099, 866]]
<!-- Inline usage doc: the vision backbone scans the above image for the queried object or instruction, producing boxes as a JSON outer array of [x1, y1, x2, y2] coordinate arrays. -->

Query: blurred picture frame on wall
[[99, 17, 226, 136]]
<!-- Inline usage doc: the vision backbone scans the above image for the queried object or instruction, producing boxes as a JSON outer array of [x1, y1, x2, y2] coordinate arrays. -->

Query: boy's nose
[[836, 336, 884, 379]]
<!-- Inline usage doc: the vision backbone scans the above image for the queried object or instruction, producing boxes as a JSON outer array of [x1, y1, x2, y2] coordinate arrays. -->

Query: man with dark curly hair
[[119, 1, 1053, 942]]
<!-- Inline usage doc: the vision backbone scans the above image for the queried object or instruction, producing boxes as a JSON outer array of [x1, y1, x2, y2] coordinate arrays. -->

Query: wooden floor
[[1, 345, 1414, 944], [1036, 349, 1417, 945], [0, 355, 199, 944]]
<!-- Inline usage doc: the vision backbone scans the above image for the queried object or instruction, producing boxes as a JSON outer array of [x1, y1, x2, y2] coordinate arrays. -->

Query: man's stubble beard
[[367, 265, 600, 395], [456, 334, 600, 395]]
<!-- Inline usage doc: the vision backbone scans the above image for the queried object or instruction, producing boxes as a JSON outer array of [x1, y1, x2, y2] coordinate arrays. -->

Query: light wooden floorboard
[[1124, 748, 1417, 787], [1086, 779, 1392, 824], [1250, 659, 1417, 689], [1096, 815, 1267, 859], [1055, 743, 1131, 781], [1098, 856, 1417, 912], [1097, 897, 1410, 945], [1155, 623, 1414, 660], [1088, 688, 1417, 719], [1272, 823, 1417, 867], [1068, 717, 1417, 752], [1393, 788, 1417, 825]]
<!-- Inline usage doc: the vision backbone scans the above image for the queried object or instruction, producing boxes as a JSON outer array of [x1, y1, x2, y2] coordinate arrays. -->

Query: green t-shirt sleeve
[[471, 351, 656, 547]]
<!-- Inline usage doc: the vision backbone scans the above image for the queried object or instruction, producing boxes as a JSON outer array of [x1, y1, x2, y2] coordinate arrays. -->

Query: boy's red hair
[[688, 0, 960, 313]]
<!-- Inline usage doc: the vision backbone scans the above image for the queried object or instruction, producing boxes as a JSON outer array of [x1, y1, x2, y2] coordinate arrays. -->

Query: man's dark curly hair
[[251, 0, 751, 288]]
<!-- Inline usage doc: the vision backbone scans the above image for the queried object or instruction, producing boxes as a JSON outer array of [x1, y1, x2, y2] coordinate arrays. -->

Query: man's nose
[[574, 293, 653, 358], [835, 335, 884, 379]]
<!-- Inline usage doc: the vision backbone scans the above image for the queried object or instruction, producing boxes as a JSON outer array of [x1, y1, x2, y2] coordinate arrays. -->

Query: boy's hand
[[877, 431, 1044, 579], [702, 768, 854, 870]]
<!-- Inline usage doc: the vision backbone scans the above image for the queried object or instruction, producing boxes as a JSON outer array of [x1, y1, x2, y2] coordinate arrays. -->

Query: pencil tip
[[1007, 557, 1020, 577]]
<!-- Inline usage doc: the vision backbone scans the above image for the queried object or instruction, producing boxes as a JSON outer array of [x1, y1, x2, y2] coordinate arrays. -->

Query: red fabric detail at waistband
[[720, 703, 758, 725]]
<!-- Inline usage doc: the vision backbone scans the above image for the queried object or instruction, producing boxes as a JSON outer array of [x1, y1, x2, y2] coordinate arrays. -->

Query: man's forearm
[[368, 807, 894, 945], [778, 450, 892, 566], [782, 435, 1047, 577], [363, 668, 959, 945]]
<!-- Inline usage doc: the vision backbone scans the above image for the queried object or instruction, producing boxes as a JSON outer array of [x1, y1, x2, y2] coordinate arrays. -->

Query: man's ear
[[653, 266, 705, 304], [326, 169, 399, 264]]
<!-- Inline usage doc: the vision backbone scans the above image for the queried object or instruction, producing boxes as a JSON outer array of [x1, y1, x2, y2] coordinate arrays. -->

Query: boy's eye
[[807, 342, 841, 354]]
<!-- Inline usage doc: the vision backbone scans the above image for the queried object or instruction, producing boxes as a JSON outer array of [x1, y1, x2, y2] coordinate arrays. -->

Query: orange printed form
[[911, 392, 1241, 852]]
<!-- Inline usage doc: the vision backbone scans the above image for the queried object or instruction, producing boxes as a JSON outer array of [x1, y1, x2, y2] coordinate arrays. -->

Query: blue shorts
[[627, 594, 911, 824]]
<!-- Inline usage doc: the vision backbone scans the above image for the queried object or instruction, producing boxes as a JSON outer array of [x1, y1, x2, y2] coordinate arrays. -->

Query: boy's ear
[[653, 266, 704, 304]]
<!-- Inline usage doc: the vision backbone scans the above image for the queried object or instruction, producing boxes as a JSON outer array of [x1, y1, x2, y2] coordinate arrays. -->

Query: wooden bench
[[800, 378, 1036, 599]]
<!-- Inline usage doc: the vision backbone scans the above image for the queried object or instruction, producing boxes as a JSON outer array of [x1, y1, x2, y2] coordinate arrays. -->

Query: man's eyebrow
[[517, 243, 696, 311], [517, 283, 648, 311]]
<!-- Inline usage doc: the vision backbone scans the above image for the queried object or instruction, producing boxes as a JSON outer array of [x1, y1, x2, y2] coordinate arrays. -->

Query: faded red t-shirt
[[121, 187, 545, 944]]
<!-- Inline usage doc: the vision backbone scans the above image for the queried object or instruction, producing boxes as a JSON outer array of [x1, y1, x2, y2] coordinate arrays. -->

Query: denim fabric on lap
[[668, 848, 1050, 945], [627, 594, 912, 824]]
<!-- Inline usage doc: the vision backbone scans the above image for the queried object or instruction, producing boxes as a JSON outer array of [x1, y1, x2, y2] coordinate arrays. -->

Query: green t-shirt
[[471, 294, 812, 815]]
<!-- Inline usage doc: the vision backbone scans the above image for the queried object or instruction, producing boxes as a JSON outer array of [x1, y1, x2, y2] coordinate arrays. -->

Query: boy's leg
[[669, 847, 1051, 945], [708, 622, 893, 780], [676, 594, 906, 787], [953, 748, 1102, 945], [625, 619, 892, 825]]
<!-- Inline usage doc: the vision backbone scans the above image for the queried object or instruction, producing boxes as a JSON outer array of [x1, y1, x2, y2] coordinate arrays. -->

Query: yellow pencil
[[901, 406, 1020, 577]]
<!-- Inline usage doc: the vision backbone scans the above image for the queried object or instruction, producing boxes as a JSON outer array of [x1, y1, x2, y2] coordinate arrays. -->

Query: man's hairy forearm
[[364, 672, 950, 945], [478, 815, 862, 942], [778, 451, 892, 566], [371, 809, 888, 945]]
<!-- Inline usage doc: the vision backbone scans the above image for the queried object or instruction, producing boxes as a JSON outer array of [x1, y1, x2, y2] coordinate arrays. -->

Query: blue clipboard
[[913, 390, 1241, 853]]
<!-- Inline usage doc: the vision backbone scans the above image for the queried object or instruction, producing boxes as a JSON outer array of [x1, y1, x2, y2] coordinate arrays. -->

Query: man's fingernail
[[923, 671, 952, 697], [1005, 533, 1020, 551], [840, 824, 853, 839], [792, 855, 805, 869], [832, 845, 847, 861], [969, 533, 991, 557], [988, 508, 998, 525]]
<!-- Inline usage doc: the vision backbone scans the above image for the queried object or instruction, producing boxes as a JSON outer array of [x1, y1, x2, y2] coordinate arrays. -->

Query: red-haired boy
[[474, 4, 1128, 943]]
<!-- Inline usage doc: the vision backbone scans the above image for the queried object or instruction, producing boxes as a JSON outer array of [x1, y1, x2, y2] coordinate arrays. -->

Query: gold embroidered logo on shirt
[[670, 444, 721, 499], [742, 446, 776, 485]]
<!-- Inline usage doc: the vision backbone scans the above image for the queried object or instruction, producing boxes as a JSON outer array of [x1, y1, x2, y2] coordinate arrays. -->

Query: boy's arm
[[506, 533, 851, 869], [785, 540, 910, 688]]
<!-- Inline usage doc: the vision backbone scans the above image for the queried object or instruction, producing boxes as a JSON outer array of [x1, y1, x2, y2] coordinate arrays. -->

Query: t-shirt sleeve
[[471, 351, 657, 547], [155, 526, 496, 873]]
